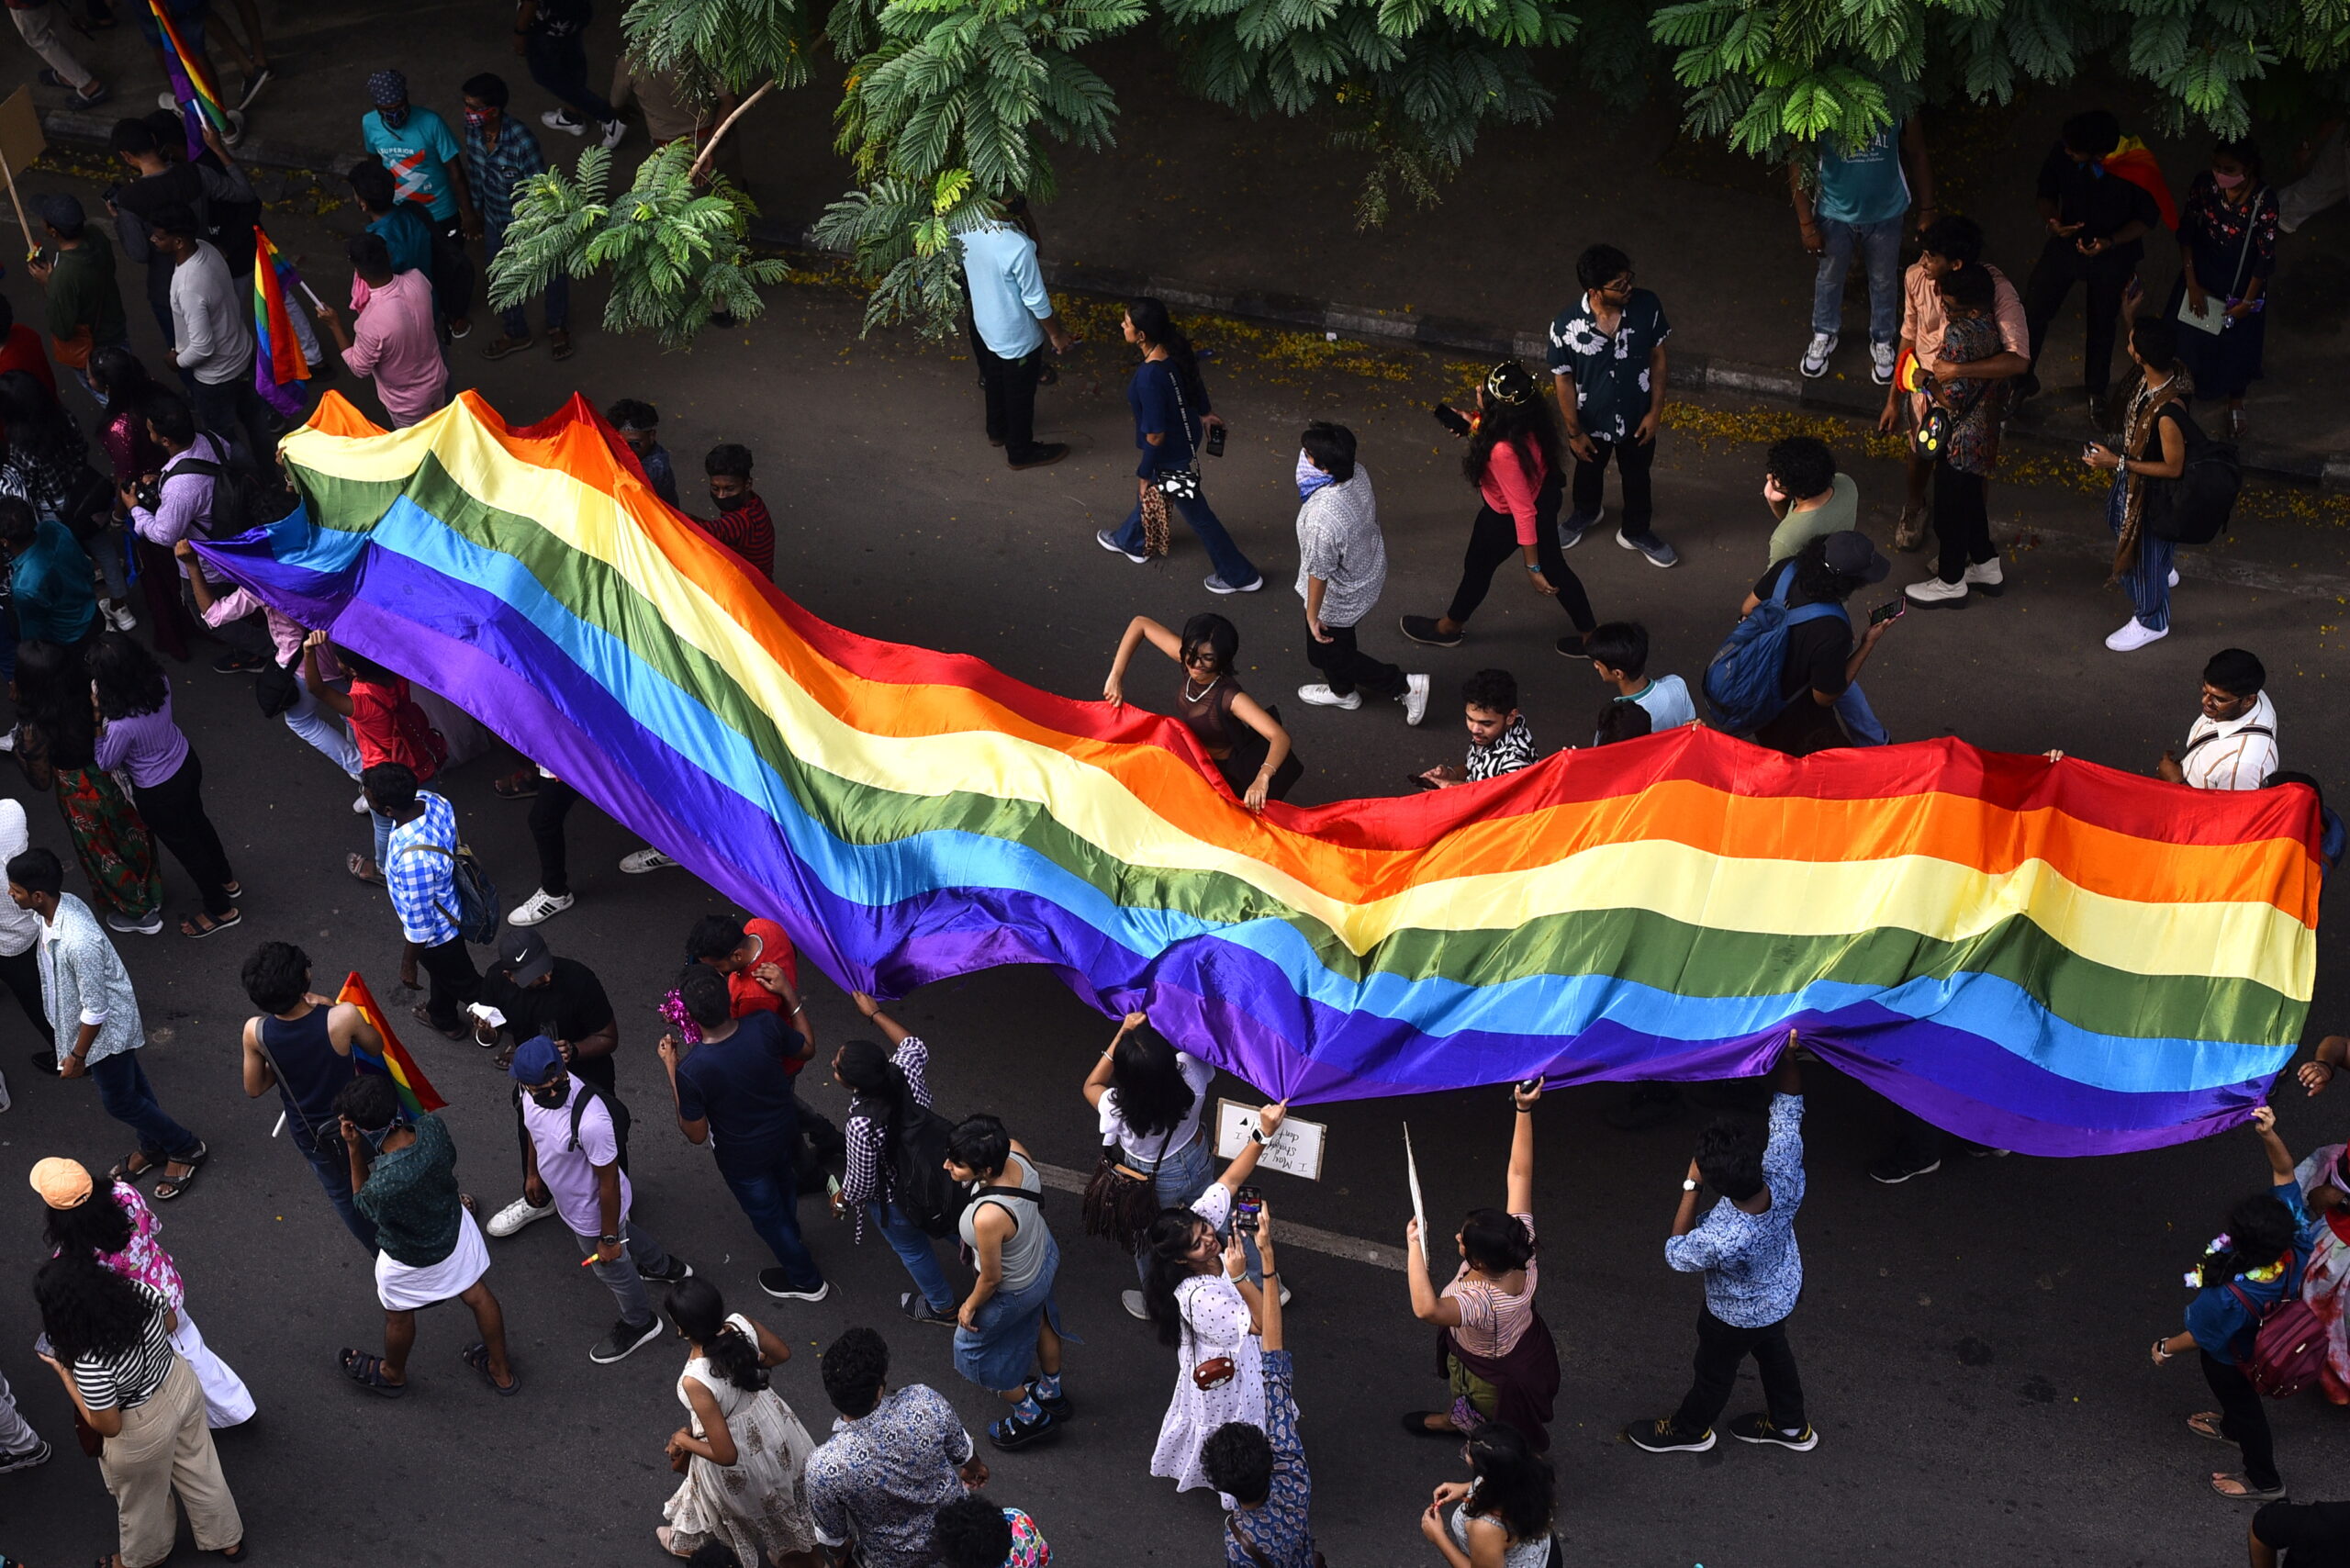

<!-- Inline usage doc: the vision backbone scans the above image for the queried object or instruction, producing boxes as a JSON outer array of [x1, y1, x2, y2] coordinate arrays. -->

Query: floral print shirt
[[2177, 171, 2278, 303], [1545, 287, 1673, 442], [1002, 1508, 1050, 1566], [1223, 1350, 1314, 1568], [93, 1181, 185, 1311]]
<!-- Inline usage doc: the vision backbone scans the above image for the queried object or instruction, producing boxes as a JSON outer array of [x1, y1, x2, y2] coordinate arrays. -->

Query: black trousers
[[2023, 238, 2142, 398], [2201, 1350, 2278, 1489], [974, 338, 1046, 463], [1572, 436, 1658, 538], [1931, 465, 1995, 585], [1443, 475, 1596, 633], [132, 750, 236, 919], [531, 777, 580, 898], [0, 944, 51, 1047], [1670, 1303, 1806, 1437], [416, 934, 483, 1032], [1305, 622, 1405, 700]]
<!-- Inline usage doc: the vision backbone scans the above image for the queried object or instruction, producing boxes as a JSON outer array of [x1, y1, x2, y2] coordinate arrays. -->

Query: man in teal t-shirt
[[359, 69, 477, 235], [0, 501, 96, 647], [1790, 119, 1934, 387]]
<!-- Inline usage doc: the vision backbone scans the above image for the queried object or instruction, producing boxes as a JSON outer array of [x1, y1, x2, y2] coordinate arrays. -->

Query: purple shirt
[[93, 686, 190, 788]]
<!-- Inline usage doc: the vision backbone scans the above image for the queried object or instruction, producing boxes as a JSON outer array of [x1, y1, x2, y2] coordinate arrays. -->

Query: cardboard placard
[[1214, 1098, 1326, 1181], [0, 87, 44, 179]]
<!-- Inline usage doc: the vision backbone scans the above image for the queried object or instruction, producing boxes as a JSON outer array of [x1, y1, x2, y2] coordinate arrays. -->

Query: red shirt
[[0, 324, 57, 395], [699, 492, 774, 581], [725, 916, 803, 1072], [350, 676, 442, 782]]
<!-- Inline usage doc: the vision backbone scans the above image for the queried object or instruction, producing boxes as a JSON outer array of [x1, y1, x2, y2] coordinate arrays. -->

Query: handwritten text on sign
[[1214, 1099, 1326, 1181]]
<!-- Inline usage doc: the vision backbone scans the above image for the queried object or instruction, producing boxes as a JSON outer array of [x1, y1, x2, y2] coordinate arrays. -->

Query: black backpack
[[512, 1077, 633, 1175], [167, 454, 301, 542], [875, 1094, 969, 1238], [793, 1095, 844, 1195], [2147, 406, 2242, 546]]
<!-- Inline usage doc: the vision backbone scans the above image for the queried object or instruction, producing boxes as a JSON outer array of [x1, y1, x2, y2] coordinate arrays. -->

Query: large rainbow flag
[[194, 393, 2322, 1156]]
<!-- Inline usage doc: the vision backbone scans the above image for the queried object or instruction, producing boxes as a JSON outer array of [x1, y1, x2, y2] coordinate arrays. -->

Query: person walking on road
[[1103, 611, 1299, 811], [833, 991, 957, 1325], [608, 398, 678, 505], [312, 232, 447, 429], [655, 1277, 819, 1564], [2084, 317, 2194, 653], [13, 0, 110, 106], [1416, 1423, 1556, 1568], [1547, 247, 1681, 569], [956, 206, 1073, 470], [10, 641, 162, 936], [515, 0, 627, 148], [1399, 361, 1599, 657], [508, 1035, 692, 1364], [1084, 1010, 1218, 1317], [0, 498, 97, 652], [2167, 140, 2277, 441], [659, 964, 828, 1304], [1292, 420, 1427, 724], [2154, 647, 2278, 790], [10, 846, 207, 1197], [1587, 622, 1695, 733], [1203, 1214, 1315, 1568], [124, 391, 274, 672], [90, 633, 241, 939], [1402, 1081, 1558, 1448], [146, 205, 271, 461], [803, 1326, 984, 1568], [1791, 118, 1934, 384], [238, 940, 378, 1249], [1095, 297, 1262, 594], [364, 759, 484, 1039], [305, 635, 447, 878], [1735, 532, 1896, 756], [175, 539, 365, 786], [1624, 1038, 1816, 1456], [944, 1114, 1069, 1451], [28, 194, 129, 402], [2150, 1106, 2317, 1501], [361, 70, 480, 263], [333, 1072, 518, 1396], [464, 73, 570, 363], [2021, 109, 2161, 419], [0, 799, 52, 1066], [934, 1497, 1050, 1568], [696, 443, 774, 580]]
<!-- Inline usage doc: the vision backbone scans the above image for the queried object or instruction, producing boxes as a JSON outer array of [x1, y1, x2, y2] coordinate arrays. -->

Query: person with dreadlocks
[[2083, 316, 2193, 653], [1399, 360, 1602, 659]]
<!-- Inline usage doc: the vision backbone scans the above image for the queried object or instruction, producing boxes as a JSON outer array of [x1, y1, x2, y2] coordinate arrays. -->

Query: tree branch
[[690, 80, 778, 184]]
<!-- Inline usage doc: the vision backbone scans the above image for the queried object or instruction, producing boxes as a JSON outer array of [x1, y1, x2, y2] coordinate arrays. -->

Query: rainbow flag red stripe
[[338, 970, 446, 1114], [252, 226, 309, 418]]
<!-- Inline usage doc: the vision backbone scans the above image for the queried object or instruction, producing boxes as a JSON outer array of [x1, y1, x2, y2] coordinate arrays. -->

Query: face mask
[[2212, 170, 2245, 190], [529, 1082, 568, 1109], [360, 1120, 402, 1152], [377, 106, 408, 129], [464, 109, 491, 129], [1295, 451, 1334, 500], [711, 489, 736, 511]]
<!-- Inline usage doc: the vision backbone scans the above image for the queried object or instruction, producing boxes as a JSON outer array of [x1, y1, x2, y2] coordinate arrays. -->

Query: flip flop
[[151, 1142, 209, 1201], [2211, 1472, 2286, 1501], [492, 769, 539, 800], [2188, 1411, 2231, 1443], [339, 1347, 407, 1397], [410, 1002, 465, 1041], [461, 1340, 519, 1396], [346, 853, 385, 886]]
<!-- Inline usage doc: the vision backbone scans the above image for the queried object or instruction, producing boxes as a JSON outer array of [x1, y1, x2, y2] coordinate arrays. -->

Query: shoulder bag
[[2176, 188, 2266, 336], [1080, 1123, 1172, 1252]]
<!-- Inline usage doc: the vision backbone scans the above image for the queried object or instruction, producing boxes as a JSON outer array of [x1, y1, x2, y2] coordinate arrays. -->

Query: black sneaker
[[1868, 1152, 1942, 1185], [758, 1269, 829, 1304], [901, 1292, 956, 1326], [27, 1049, 58, 1075], [1400, 615, 1462, 649], [1009, 442, 1069, 471], [1554, 634, 1587, 659], [1729, 1412, 1818, 1450], [639, 1257, 694, 1285], [0, 1439, 50, 1473], [589, 1317, 663, 1365], [211, 650, 267, 674], [1623, 1419, 1715, 1453]]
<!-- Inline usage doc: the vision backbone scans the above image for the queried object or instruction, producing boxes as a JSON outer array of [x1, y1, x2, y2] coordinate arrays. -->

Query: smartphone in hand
[[1234, 1185, 1263, 1233], [1431, 404, 1472, 437], [1867, 599, 1906, 628]]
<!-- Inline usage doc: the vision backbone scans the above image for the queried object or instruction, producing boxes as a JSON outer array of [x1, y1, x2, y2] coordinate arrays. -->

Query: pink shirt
[[1479, 438, 1549, 546], [341, 270, 446, 429], [1899, 262, 2027, 364]]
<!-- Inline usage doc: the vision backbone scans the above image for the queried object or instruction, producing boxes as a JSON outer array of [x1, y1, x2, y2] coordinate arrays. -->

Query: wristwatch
[[599, 1234, 620, 1245], [1248, 1127, 1268, 1146], [1682, 1178, 1699, 1192]]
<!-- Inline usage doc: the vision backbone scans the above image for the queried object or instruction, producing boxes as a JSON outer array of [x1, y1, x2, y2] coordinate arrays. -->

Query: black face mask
[[529, 1082, 568, 1109]]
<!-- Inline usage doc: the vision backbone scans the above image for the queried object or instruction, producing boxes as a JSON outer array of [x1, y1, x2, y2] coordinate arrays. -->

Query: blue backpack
[[1704, 563, 1847, 734]]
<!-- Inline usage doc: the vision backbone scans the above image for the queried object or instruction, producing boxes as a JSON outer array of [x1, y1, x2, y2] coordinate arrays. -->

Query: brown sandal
[[347, 853, 385, 886]]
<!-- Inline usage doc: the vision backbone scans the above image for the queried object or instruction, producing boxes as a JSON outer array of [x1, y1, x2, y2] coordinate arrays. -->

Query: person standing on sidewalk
[[8, 846, 209, 1200], [238, 940, 379, 1250], [1095, 297, 1262, 595], [1901, 264, 2015, 610], [2084, 317, 2193, 654], [659, 964, 829, 1305], [957, 207, 1073, 470], [508, 1035, 693, 1364], [2021, 109, 2160, 420], [464, 73, 571, 364], [1291, 420, 1428, 725], [834, 990, 958, 1326], [13, 0, 110, 107], [311, 233, 447, 429], [514, 0, 625, 149], [28, 195, 129, 404], [1547, 246, 1680, 569], [2167, 140, 2277, 441], [1625, 1037, 1815, 1457], [1792, 118, 1934, 385], [361, 71, 480, 263]]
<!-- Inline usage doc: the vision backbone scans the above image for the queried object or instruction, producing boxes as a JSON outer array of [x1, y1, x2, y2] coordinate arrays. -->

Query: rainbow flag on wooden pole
[[252, 225, 310, 418], [145, 0, 229, 159], [339, 970, 447, 1114]]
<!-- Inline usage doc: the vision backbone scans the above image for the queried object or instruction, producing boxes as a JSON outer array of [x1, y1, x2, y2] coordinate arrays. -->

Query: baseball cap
[[498, 928, 554, 987], [33, 193, 84, 231], [507, 1035, 565, 1085], [365, 70, 408, 107], [1822, 531, 1890, 585], [29, 1156, 93, 1209]]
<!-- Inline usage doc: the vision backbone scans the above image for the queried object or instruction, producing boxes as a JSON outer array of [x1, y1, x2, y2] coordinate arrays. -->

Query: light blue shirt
[[1628, 674, 1696, 732], [957, 223, 1052, 361], [1665, 1092, 1805, 1327], [1814, 126, 1911, 227]]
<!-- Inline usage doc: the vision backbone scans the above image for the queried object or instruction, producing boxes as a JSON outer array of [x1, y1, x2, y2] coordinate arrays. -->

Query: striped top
[[70, 1283, 175, 1411], [1444, 1213, 1539, 1359]]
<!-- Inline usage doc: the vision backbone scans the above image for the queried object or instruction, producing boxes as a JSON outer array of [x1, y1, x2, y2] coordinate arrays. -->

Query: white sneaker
[[352, 790, 371, 814], [2168, 567, 2180, 588], [486, 1193, 558, 1238], [620, 847, 677, 874], [1870, 341, 1897, 386], [1121, 1289, 1149, 1321], [104, 600, 138, 633], [1402, 672, 1430, 727], [2105, 618, 2168, 652], [1962, 557, 2004, 596], [1904, 576, 1969, 609], [1800, 330, 1838, 378], [542, 107, 588, 136], [0, 729, 13, 754], [1297, 683, 1362, 711], [1203, 573, 1264, 595], [508, 887, 575, 926], [598, 118, 626, 150]]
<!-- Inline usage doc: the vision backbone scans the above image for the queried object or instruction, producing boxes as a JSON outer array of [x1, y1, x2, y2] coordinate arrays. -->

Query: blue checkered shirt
[[463, 119, 549, 229], [384, 791, 460, 946]]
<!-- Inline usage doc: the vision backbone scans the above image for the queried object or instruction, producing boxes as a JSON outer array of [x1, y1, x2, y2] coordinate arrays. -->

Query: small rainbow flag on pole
[[145, 0, 229, 160], [339, 969, 447, 1114], [252, 225, 310, 419]]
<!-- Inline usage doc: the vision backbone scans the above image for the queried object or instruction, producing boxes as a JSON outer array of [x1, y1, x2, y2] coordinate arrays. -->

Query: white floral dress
[[1149, 1185, 1265, 1493], [663, 1314, 821, 1562]]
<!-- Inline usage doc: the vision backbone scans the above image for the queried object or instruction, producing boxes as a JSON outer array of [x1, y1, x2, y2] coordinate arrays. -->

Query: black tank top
[[260, 1007, 356, 1137]]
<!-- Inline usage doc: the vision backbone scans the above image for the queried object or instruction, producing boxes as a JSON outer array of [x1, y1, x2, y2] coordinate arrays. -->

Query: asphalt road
[[2, 187, 2346, 1568]]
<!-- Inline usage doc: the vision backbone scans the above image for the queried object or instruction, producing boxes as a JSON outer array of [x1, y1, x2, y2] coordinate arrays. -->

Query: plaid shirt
[[464, 118, 549, 230], [839, 1036, 930, 1239], [384, 791, 461, 946]]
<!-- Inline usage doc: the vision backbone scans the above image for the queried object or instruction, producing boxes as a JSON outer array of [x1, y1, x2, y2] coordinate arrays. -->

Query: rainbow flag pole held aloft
[[339, 970, 446, 1114], [145, 0, 229, 160], [197, 392, 2322, 1158], [252, 225, 311, 419]]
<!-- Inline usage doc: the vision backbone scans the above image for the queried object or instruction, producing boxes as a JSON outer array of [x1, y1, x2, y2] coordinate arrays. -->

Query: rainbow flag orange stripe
[[338, 970, 445, 1114]]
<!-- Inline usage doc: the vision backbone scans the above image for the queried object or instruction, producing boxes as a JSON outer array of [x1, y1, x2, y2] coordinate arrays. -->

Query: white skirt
[[171, 1307, 255, 1429], [375, 1209, 491, 1310]]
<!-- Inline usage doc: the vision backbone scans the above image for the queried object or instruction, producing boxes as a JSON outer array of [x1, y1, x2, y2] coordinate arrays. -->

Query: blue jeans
[[486, 221, 570, 341], [371, 808, 394, 871], [1111, 483, 1259, 588], [1810, 216, 1904, 343], [869, 1200, 956, 1313], [89, 1050, 200, 1160], [2108, 475, 2175, 632], [293, 1123, 378, 1252], [718, 1145, 825, 1292]]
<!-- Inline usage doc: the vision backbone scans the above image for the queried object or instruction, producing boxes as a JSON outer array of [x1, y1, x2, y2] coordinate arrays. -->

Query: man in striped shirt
[[2159, 647, 2278, 791], [1417, 668, 1535, 789], [699, 442, 774, 580]]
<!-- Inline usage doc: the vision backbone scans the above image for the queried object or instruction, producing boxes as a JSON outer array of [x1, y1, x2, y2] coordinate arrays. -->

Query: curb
[[45, 108, 2349, 493]]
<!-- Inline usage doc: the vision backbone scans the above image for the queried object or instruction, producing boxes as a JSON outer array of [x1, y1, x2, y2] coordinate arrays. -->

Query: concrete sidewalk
[[16, 6, 2348, 482]]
